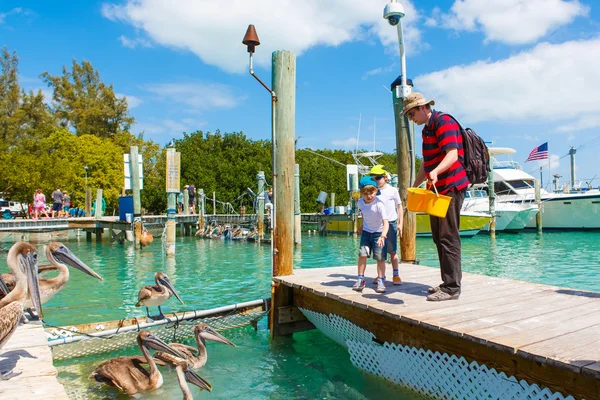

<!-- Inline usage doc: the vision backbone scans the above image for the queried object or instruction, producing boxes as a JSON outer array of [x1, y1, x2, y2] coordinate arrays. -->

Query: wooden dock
[[274, 264, 600, 399], [0, 322, 69, 400]]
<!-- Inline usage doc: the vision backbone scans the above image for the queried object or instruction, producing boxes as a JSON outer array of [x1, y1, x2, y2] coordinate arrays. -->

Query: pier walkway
[[0, 322, 68, 399], [274, 264, 600, 399]]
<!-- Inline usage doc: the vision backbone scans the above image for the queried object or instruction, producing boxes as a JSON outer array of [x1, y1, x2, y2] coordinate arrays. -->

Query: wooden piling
[[535, 179, 543, 233], [294, 163, 301, 245], [257, 171, 265, 238], [271, 50, 296, 337], [393, 89, 416, 262], [130, 146, 141, 217]]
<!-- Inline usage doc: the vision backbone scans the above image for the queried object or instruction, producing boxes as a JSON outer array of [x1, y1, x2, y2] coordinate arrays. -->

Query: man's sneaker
[[426, 290, 459, 301], [352, 278, 366, 292], [427, 286, 441, 294], [392, 276, 402, 285], [376, 279, 386, 293]]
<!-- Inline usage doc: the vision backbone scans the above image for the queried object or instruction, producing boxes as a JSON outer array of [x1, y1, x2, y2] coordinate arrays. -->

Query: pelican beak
[[184, 369, 212, 392], [52, 245, 103, 281], [158, 276, 184, 305], [24, 252, 43, 318], [0, 275, 9, 295], [200, 326, 236, 347], [143, 333, 187, 359]]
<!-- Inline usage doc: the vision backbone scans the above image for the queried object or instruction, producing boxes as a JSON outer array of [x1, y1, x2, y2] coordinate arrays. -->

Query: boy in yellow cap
[[369, 165, 403, 286]]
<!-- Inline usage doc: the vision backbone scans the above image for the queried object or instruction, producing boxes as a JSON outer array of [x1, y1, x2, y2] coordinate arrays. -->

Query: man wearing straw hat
[[403, 92, 469, 301]]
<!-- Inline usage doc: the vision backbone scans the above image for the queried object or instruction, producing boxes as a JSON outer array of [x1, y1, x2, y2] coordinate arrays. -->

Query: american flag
[[525, 142, 548, 162]]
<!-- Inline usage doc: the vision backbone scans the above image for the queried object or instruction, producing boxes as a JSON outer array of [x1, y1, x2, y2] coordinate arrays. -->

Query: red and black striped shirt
[[421, 110, 469, 194]]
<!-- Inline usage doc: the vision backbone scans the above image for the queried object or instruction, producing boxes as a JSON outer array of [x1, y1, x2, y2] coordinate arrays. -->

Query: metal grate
[[51, 310, 266, 361], [299, 308, 577, 400]]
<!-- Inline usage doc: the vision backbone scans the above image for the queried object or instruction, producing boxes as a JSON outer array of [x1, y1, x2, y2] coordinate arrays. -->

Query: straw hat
[[402, 92, 435, 114]]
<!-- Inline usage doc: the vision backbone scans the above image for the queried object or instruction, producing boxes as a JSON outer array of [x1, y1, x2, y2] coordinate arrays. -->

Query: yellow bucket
[[426, 185, 452, 218], [407, 188, 430, 213], [407, 186, 452, 218]]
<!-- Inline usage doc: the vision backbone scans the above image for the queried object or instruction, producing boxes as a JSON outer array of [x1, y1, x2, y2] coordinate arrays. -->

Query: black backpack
[[438, 112, 490, 186]]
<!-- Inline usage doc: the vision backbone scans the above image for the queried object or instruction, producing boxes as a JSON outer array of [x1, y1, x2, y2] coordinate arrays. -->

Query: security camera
[[383, 2, 405, 26]]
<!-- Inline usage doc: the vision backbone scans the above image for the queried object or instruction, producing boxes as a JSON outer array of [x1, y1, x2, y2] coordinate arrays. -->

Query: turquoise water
[[2, 231, 600, 398]]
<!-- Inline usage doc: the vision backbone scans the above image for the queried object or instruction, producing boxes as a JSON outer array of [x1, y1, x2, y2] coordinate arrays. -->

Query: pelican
[[0, 242, 42, 379], [136, 272, 184, 320], [158, 323, 236, 370], [90, 330, 187, 395], [3, 242, 103, 308], [154, 352, 212, 398], [1, 264, 60, 289]]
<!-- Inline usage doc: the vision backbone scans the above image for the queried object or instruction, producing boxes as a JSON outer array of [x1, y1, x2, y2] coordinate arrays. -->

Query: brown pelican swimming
[[136, 272, 184, 320], [90, 330, 187, 395], [0, 242, 103, 308], [0, 242, 42, 379], [154, 352, 212, 398], [158, 323, 236, 370]]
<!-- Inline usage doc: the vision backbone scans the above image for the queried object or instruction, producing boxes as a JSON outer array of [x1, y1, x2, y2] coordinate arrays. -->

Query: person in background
[[353, 176, 389, 294], [51, 187, 63, 218], [369, 165, 403, 287], [33, 189, 50, 219], [177, 190, 184, 214], [62, 191, 71, 217], [188, 184, 196, 214], [404, 92, 469, 301]]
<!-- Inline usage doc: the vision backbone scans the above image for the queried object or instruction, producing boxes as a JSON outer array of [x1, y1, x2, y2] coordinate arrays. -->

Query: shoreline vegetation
[[0, 46, 403, 216]]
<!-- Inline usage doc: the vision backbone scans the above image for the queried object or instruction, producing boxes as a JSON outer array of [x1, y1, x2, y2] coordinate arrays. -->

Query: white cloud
[[435, 0, 589, 44], [102, 0, 422, 74], [0, 8, 26, 24], [143, 82, 242, 111], [414, 38, 600, 132], [133, 117, 207, 137], [331, 137, 358, 149], [119, 35, 152, 48], [116, 93, 142, 109]]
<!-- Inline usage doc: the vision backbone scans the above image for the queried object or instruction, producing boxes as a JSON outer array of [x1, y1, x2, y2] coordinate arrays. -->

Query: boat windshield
[[493, 179, 534, 195], [466, 190, 488, 199]]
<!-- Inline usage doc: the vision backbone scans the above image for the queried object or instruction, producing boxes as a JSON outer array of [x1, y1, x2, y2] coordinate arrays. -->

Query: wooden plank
[[0, 322, 69, 399], [277, 306, 308, 324]]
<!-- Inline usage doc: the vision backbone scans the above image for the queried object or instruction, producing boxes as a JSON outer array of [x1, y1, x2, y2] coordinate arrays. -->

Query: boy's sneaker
[[392, 276, 402, 285], [376, 279, 386, 293], [352, 278, 366, 292]]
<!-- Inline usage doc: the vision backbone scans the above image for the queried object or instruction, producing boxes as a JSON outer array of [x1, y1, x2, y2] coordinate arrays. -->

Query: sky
[[2, 0, 600, 187]]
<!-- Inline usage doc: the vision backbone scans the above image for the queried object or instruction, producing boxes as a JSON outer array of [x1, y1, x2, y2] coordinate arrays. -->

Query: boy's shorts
[[386, 220, 398, 254], [52, 202, 62, 211], [359, 231, 387, 260]]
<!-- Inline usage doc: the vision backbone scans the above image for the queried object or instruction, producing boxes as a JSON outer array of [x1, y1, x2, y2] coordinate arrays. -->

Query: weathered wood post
[[165, 147, 181, 256], [294, 163, 301, 245], [257, 171, 265, 238], [198, 188, 205, 234], [183, 189, 189, 215], [270, 49, 296, 337], [392, 79, 417, 263], [488, 158, 496, 237], [94, 189, 103, 242], [330, 193, 335, 212], [85, 189, 92, 217], [212, 192, 216, 215], [535, 179, 543, 233]]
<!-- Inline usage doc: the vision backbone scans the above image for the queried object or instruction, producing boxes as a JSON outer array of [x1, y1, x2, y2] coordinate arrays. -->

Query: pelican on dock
[[0, 242, 42, 379], [136, 272, 184, 320], [89, 330, 187, 395], [154, 352, 212, 398], [161, 323, 236, 369]]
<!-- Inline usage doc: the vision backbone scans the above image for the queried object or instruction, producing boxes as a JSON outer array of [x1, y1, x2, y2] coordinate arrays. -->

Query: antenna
[[355, 113, 362, 154], [373, 117, 376, 152]]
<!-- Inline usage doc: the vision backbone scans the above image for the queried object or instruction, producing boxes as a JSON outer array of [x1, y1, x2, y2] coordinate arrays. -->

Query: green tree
[[0, 47, 21, 147], [41, 60, 134, 137]]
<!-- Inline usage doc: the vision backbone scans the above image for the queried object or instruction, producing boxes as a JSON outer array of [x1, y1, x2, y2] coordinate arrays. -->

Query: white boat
[[462, 189, 538, 233], [489, 156, 600, 230]]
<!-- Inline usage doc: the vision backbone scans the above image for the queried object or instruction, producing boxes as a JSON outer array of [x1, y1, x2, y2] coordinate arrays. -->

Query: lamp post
[[242, 25, 278, 277], [385, 0, 417, 263]]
